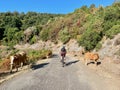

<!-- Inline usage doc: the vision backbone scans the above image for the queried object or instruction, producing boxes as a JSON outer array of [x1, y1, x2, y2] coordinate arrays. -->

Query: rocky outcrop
[[98, 33, 120, 63], [24, 27, 37, 43]]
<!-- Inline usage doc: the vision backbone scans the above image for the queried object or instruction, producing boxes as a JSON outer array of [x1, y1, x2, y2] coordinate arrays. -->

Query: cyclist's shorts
[[61, 52, 66, 57]]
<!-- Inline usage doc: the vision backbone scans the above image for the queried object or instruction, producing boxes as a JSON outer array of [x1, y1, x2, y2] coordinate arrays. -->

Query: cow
[[10, 51, 28, 73], [46, 50, 52, 59], [84, 52, 99, 65]]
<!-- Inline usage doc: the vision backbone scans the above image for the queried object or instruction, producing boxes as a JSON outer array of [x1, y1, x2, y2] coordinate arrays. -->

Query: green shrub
[[1, 28, 24, 46], [40, 29, 50, 41], [30, 36, 37, 44], [105, 25, 120, 39], [1, 38, 16, 47], [27, 49, 52, 64], [78, 30, 102, 51], [0, 59, 2, 63], [58, 28, 71, 44], [0, 59, 3, 69], [95, 42, 102, 51], [102, 5, 120, 35], [60, 35, 70, 44]]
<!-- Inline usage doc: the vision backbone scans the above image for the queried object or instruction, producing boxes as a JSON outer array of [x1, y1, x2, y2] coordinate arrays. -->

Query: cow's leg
[[85, 59, 88, 65], [10, 56, 14, 73], [21, 62, 23, 69], [16, 67, 18, 72], [95, 60, 97, 66], [16, 65, 18, 72], [10, 64, 13, 73], [46, 55, 49, 59]]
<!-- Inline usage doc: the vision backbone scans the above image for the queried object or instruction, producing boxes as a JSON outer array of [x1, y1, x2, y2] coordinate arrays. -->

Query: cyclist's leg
[[63, 55, 66, 67], [64, 53, 66, 60], [61, 56, 65, 67]]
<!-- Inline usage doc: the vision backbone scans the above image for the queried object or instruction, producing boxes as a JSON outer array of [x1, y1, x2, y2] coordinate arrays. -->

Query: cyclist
[[60, 46, 67, 67]]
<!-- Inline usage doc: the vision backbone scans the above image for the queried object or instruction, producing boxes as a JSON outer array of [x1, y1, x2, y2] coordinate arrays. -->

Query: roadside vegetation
[[0, 49, 52, 70], [27, 49, 52, 64]]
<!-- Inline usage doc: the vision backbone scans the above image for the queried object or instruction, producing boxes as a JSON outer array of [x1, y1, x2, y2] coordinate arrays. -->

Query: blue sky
[[0, 0, 115, 14]]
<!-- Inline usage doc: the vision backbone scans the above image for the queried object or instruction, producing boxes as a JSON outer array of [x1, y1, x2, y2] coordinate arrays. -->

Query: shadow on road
[[52, 54, 59, 58], [31, 63, 49, 70], [87, 61, 101, 66], [66, 60, 79, 66], [97, 61, 101, 65], [0, 71, 11, 77]]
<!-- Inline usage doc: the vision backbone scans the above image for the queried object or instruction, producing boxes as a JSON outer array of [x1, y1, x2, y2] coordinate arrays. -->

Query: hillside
[[0, 12, 64, 46], [0, 3, 120, 50], [40, 2, 120, 51]]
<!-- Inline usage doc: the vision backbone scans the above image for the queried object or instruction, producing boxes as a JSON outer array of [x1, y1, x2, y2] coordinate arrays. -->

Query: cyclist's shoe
[[62, 64, 65, 67], [62, 62, 66, 67]]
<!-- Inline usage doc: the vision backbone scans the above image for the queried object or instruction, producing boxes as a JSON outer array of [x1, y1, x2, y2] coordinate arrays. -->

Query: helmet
[[62, 45, 65, 48]]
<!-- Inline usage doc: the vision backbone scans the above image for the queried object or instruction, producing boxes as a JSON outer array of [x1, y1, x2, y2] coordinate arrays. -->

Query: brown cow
[[46, 50, 52, 59], [10, 51, 28, 73], [84, 52, 99, 65]]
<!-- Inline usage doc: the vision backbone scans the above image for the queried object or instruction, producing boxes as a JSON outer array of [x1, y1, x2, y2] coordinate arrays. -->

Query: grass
[[27, 49, 52, 64]]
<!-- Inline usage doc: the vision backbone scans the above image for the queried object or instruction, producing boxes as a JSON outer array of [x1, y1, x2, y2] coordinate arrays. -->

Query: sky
[[0, 0, 115, 14]]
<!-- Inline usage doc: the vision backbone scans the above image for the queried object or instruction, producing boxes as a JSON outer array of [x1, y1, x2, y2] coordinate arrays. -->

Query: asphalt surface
[[0, 54, 120, 90]]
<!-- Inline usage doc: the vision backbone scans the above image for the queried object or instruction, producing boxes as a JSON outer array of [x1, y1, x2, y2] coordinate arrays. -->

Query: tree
[[90, 4, 96, 9], [0, 27, 5, 40], [5, 27, 19, 42]]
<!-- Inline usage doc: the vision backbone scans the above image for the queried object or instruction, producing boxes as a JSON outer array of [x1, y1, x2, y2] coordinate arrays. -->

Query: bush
[[58, 28, 71, 44], [0, 59, 2, 64], [95, 42, 102, 51], [40, 29, 50, 41], [27, 49, 52, 64], [1, 27, 24, 46], [0, 59, 3, 69], [102, 6, 120, 34], [78, 30, 102, 51], [1, 38, 16, 47], [30, 36, 38, 44], [105, 25, 120, 39]]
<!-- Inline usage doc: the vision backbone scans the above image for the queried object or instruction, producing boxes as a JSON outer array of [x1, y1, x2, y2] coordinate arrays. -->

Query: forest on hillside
[[0, 12, 63, 46], [0, 2, 120, 51]]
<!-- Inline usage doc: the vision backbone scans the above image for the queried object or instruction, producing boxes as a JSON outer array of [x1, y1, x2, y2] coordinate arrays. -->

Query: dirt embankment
[[97, 34, 120, 78]]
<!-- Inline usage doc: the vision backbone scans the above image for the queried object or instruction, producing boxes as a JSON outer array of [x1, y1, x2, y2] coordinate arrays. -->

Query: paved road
[[0, 54, 120, 90]]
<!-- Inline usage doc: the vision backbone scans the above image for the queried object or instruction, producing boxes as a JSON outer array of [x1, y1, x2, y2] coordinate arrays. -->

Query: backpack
[[61, 47, 66, 52]]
